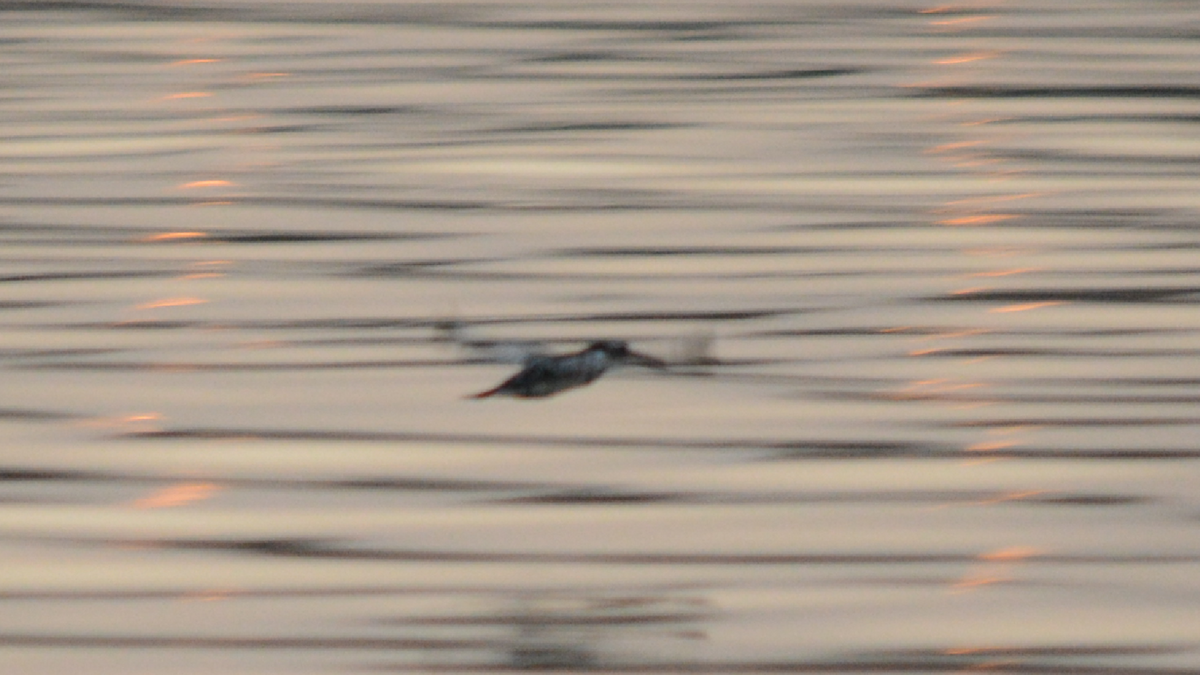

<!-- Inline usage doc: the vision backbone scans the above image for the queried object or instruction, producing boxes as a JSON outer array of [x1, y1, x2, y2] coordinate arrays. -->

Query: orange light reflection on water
[[989, 301, 1066, 313], [979, 546, 1042, 562], [963, 426, 1040, 465], [138, 231, 207, 243], [887, 379, 992, 404], [973, 490, 1044, 506], [913, 0, 1056, 555], [135, 297, 208, 310], [180, 260, 231, 280], [936, 50, 1004, 65], [950, 547, 1043, 594], [132, 482, 223, 509], [951, 574, 1010, 590], [930, 15, 996, 28], [179, 180, 234, 189], [950, 286, 988, 296], [170, 58, 221, 66], [938, 214, 1019, 226], [923, 328, 992, 339], [967, 267, 1041, 278], [924, 140, 989, 154], [920, 1, 1003, 14], [75, 412, 163, 433]]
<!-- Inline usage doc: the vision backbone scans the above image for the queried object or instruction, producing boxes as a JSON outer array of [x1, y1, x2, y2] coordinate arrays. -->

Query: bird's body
[[469, 340, 664, 399]]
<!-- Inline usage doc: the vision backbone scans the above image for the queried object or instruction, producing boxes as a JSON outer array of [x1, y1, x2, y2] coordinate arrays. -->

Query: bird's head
[[587, 340, 666, 369]]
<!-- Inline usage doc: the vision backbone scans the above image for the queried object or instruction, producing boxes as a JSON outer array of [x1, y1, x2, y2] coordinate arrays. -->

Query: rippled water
[[3, 1, 1200, 673]]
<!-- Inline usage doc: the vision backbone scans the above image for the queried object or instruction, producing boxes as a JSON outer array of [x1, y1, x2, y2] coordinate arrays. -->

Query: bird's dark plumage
[[469, 340, 664, 399]]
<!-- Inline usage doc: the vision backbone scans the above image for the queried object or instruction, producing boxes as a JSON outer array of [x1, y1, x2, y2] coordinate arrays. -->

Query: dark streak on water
[[77, 536, 1200, 568]]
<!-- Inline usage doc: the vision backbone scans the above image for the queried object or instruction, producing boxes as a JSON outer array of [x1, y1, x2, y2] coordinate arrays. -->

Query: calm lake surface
[[2, 1, 1200, 673]]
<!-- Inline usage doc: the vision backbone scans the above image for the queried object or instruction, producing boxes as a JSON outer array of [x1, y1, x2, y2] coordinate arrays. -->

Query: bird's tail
[[466, 385, 503, 399]]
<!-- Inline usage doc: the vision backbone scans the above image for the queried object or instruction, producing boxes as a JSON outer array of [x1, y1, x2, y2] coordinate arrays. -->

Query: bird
[[468, 340, 666, 399]]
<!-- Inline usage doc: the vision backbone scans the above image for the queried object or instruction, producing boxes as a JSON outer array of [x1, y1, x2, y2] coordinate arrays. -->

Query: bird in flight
[[468, 340, 666, 399]]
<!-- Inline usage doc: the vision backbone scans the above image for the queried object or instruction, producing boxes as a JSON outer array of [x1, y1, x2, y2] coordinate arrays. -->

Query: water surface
[[2, 1, 1200, 673]]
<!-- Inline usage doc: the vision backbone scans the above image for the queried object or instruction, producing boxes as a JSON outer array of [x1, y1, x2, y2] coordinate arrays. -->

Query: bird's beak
[[623, 349, 668, 370]]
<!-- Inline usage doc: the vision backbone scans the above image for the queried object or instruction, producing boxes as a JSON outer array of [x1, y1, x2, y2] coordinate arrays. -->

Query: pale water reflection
[[2, 1, 1200, 674]]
